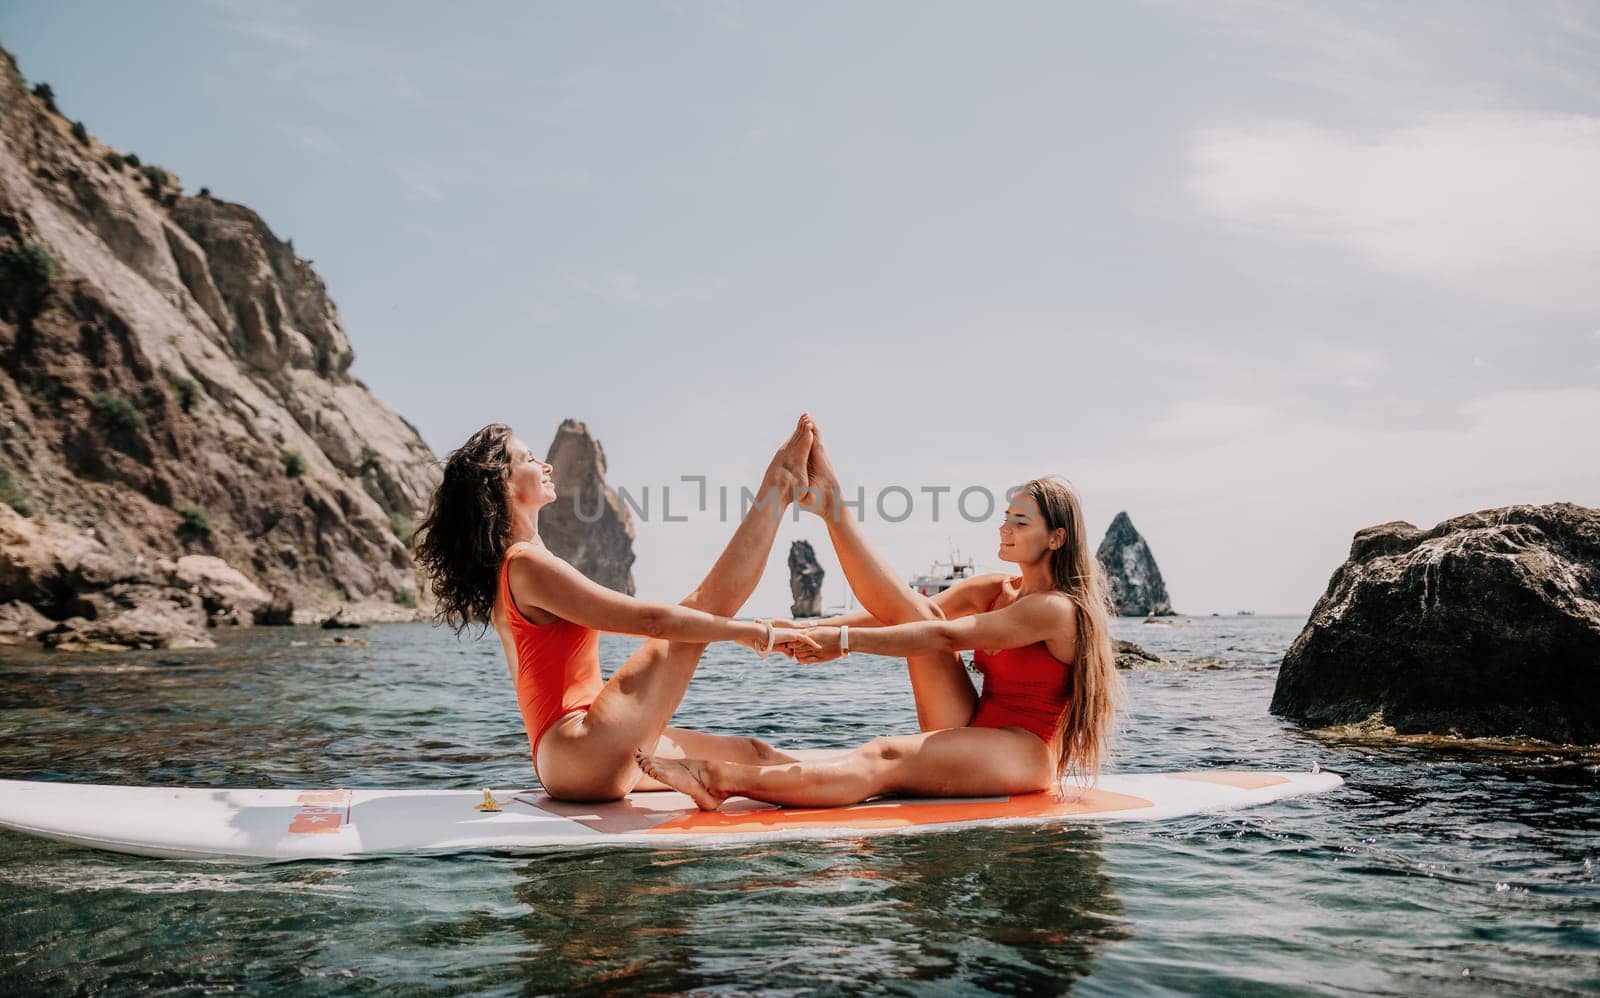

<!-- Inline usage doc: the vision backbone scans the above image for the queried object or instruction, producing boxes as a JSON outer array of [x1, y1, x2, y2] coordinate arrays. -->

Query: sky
[[2, 1, 1597, 618]]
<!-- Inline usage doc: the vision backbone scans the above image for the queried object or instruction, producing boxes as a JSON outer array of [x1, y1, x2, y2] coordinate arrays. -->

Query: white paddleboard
[[0, 770, 1342, 863]]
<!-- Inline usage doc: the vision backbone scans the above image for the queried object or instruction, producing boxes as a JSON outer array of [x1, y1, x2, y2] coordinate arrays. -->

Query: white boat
[[909, 549, 978, 596]]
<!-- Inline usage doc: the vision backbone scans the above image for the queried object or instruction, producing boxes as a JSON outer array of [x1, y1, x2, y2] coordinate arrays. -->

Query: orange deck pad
[[1170, 772, 1289, 790], [646, 787, 1154, 835]]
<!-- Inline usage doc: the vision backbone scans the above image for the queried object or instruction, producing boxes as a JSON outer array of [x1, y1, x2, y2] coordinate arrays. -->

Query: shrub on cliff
[[70, 120, 89, 146], [124, 152, 141, 168], [0, 466, 32, 517], [103, 150, 124, 170], [170, 376, 200, 413], [388, 513, 415, 548], [139, 164, 170, 197], [0, 243, 57, 317], [281, 449, 308, 478], [30, 82, 56, 113], [90, 391, 147, 435], [1, 242, 55, 286], [177, 506, 213, 542]]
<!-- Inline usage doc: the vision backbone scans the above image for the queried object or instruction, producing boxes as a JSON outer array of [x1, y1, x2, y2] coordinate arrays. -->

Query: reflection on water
[[1, 618, 1596, 994], [491, 829, 1123, 993]]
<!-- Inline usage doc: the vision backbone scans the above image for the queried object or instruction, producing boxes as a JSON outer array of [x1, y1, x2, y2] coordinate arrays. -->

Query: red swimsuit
[[500, 545, 602, 778], [968, 581, 1074, 748]]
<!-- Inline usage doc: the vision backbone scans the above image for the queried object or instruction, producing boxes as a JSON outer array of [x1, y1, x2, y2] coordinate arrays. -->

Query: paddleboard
[[0, 769, 1342, 863]]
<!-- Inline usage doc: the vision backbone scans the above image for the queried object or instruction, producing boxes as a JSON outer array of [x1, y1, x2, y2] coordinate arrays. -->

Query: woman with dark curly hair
[[414, 414, 820, 801]]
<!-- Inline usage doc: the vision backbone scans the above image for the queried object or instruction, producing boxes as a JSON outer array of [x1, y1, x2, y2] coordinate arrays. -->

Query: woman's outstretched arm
[[779, 572, 1012, 629], [794, 593, 1076, 663], [512, 547, 814, 652]]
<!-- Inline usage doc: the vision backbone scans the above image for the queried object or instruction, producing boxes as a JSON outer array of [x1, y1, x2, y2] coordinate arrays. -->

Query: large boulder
[[538, 419, 637, 594], [1096, 512, 1174, 616], [788, 539, 824, 618], [162, 553, 271, 623], [0, 505, 125, 611], [0, 600, 51, 643], [1270, 503, 1600, 744], [40, 582, 212, 650]]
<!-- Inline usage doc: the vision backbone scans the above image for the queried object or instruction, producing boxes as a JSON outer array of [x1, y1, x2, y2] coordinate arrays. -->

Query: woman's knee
[[858, 736, 907, 766], [745, 736, 784, 764]]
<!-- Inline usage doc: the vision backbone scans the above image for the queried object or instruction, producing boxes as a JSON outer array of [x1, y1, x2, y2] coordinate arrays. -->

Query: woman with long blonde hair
[[638, 420, 1123, 809]]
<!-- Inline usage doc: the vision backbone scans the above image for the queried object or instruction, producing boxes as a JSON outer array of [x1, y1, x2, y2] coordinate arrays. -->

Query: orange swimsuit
[[500, 547, 602, 778], [968, 583, 1073, 748]]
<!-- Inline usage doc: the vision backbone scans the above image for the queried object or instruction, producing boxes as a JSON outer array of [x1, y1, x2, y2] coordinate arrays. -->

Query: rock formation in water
[[1270, 503, 1600, 744], [0, 45, 437, 647], [538, 419, 636, 594], [788, 539, 824, 618], [1096, 512, 1174, 616], [1114, 638, 1164, 669]]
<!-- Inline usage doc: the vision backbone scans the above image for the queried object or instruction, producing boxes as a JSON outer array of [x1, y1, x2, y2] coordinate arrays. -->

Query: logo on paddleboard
[[288, 789, 352, 835]]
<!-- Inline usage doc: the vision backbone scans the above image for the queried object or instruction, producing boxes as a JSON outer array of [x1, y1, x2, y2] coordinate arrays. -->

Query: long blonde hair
[[1023, 475, 1124, 782]]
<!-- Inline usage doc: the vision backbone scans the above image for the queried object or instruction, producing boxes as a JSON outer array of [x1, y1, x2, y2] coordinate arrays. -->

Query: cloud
[[1473, 355, 1491, 369], [391, 165, 442, 203], [1188, 112, 1600, 312], [277, 123, 342, 157], [1145, 402, 1275, 440], [233, 19, 318, 52], [1075, 387, 1600, 606], [565, 271, 732, 311], [1088, 387, 1600, 503]]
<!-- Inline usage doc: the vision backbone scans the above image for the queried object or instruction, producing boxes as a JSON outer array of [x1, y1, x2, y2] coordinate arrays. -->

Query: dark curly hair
[[413, 423, 517, 636]]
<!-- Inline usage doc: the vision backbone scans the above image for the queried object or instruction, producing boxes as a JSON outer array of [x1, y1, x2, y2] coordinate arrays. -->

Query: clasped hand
[[739, 625, 822, 656], [770, 620, 844, 664]]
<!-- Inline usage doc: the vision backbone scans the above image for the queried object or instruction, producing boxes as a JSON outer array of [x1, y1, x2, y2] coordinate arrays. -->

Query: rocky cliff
[[788, 539, 823, 618], [538, 419, 636, 594], [0, 45, 437, 646], [1096, 512, 1174, 616], [1270, 503, 1600, 744]]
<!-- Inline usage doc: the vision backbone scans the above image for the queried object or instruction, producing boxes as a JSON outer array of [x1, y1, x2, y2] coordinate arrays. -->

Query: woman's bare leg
[[538, 415, 812, 800], [637, 727, 1054, 810], [802, 423, 979, 730]]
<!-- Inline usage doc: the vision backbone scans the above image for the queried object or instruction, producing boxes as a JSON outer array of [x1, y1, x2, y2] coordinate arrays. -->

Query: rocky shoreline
[[0, 45, 437, 650]]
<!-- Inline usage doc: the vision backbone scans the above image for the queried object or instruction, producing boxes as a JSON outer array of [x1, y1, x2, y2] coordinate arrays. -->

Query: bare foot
[[634, 749, 728, 811], [759, 413, 813, 509], [800, 417, 843, 519]]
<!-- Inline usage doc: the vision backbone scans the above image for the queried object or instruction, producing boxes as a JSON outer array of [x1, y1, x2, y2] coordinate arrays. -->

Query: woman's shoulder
[[503, 539, 552, 569], [1013, 586, 1080, 620]]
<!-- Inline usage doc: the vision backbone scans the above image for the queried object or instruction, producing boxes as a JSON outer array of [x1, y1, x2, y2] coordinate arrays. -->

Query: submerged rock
[[1096, 512, 1174, 616], [788, 540, 824, 618], [538, 419, 636, 594], [1270, 503, 1600, 744], [1114, 638, 1165, 669]]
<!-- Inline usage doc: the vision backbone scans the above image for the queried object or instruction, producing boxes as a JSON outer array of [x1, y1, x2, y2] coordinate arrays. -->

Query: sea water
[[1, 617, 1595, 994]]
